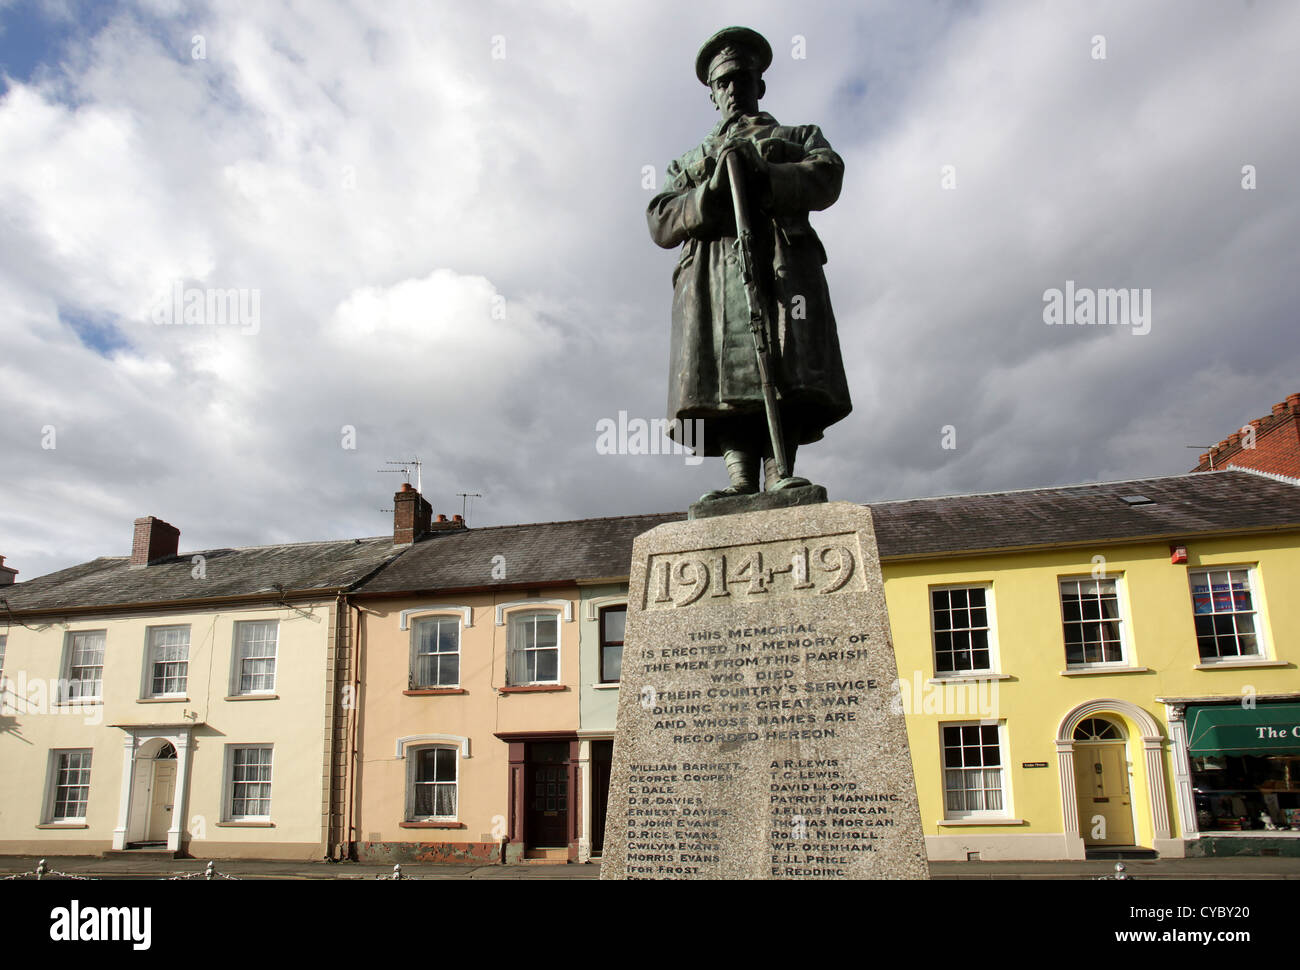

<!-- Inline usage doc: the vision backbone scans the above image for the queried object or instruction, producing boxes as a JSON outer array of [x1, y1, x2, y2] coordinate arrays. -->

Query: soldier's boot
[[699, 449, 760, 501], [764, 443, 811, 491]]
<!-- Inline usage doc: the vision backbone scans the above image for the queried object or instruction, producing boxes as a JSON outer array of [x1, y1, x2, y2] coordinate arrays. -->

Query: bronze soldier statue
[[648, 26, 852, 504]]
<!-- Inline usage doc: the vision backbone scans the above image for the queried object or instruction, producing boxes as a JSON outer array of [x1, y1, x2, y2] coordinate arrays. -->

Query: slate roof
[[4, 471, 1297, 612], [0, 537, 402, 615], [869, 469, 1300, 559], [356, 512, 683, 596]]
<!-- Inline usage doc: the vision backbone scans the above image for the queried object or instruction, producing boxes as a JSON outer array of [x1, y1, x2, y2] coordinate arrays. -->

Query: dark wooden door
[[525, 742, 569, 848]]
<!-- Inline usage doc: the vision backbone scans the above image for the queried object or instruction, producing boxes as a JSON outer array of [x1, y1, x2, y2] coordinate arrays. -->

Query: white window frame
[[60, 630, 106, 702], [45, 748, 93, 823], [940, 721, 1009, 820], [409, 614, 462, 689], [928, 583, 998, 676], [230, 620, 279, 695], [405, 744, 459, 822], [506, 609, 561, 686], [142, 624, 191, 698], [223, 744, 273, 821], [1187, 565, 1267, 662], [1058, 575, 1129, 669]]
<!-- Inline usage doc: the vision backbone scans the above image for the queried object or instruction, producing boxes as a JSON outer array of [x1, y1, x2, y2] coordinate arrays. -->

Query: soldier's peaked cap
[[695, 26, 772, 85]]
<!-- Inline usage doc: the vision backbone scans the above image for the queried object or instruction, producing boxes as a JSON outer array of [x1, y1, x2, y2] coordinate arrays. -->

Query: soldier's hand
[[719, 139, 768, 177]]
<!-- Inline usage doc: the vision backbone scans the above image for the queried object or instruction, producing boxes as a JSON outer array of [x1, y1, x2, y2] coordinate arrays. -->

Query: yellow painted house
[[872, 469, 1300, 860]]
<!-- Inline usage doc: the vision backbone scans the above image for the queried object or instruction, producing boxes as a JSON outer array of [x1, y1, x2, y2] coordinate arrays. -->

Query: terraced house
[[0, 515, 398, 860], [875, 469, 1300, 860], [347, 484, 672, 864]]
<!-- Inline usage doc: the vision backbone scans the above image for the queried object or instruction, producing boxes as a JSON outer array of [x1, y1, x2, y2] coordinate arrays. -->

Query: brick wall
[[1191, 393, 1300, 478]]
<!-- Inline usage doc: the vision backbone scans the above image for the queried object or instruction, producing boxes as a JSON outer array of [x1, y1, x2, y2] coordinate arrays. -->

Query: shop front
[[1166, 698, 1300, 856]]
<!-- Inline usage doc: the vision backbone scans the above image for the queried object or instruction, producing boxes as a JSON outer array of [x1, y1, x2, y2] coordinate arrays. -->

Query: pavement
[[2, 854, 1298, 880]]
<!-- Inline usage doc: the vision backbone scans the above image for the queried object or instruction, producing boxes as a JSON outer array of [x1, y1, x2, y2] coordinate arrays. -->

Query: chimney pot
[[1287, 393, 1300, 410], [436, 514, 447, 522], [453, 514, 464, 523], [1228, 432, 1242, 447], [131, 516, 180, 566], [1272, 402, 1287, 417]]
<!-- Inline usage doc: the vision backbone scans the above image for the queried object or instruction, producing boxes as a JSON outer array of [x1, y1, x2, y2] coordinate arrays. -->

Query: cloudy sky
[[1, 0, 1297, 580]]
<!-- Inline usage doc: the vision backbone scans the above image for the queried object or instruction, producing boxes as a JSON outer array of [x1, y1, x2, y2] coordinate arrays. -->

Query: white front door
[[147, 761, 177, 842]]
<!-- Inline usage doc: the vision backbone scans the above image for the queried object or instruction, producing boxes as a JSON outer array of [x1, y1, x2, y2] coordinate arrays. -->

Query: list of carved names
[[621, 619, 903, 878]]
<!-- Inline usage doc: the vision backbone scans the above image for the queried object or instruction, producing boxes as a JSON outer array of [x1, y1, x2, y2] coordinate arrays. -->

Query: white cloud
[[1, 0, 1298, 579]]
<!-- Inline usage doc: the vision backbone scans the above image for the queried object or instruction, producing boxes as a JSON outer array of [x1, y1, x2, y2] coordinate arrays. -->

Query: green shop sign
[[1186, 703, 1300, 756]]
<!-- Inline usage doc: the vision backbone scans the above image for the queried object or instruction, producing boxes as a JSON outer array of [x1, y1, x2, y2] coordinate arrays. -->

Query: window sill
[[928, 673, 1013, 684], [1194, 659, 1290, 671], [1060, 666, 1150, 677], [37, 822, 89, 829], [137, 696, 189, 704], [216, 821, 275, 828], [937, 817, 1026, 827], [224, 694, 279, 701], [592, 683, 620, 690], [403, 688, 466, 696], [499, 684, 567, 694], [399, 821, 466, 829]]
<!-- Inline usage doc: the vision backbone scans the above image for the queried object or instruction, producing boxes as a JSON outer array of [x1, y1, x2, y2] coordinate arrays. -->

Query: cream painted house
[[0, 515, 398, 860]]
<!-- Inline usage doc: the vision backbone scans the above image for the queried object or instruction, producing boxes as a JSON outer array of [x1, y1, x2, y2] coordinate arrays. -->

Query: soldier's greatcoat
[[647, 110, 852, 456]]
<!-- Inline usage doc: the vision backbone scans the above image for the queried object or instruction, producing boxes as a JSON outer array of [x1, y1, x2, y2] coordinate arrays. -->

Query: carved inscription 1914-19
[[602, 503, 930, 880]]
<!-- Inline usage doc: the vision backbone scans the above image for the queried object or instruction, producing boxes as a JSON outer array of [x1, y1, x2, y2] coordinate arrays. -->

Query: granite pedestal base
[[601, 502, 930, 879]]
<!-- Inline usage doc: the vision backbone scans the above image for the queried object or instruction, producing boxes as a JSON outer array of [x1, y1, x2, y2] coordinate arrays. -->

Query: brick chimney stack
[[0, 554, 17, 586], [131, 516, 180, 566], [428, 512, 467, 532], [393, 484, 433, 545]]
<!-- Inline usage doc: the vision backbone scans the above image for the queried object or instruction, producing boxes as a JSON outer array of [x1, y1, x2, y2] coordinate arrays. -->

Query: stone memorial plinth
[[601, 502, 929, 879]]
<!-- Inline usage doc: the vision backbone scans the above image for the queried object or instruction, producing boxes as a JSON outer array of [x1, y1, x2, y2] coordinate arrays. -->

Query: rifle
[[724, 150, 790, 481]]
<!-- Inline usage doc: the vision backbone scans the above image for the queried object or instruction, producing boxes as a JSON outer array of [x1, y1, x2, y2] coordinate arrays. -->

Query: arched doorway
[[126, 738, 178, 846], [1056, 699, 1173, 859], [1071, 717, 1135, 845]]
